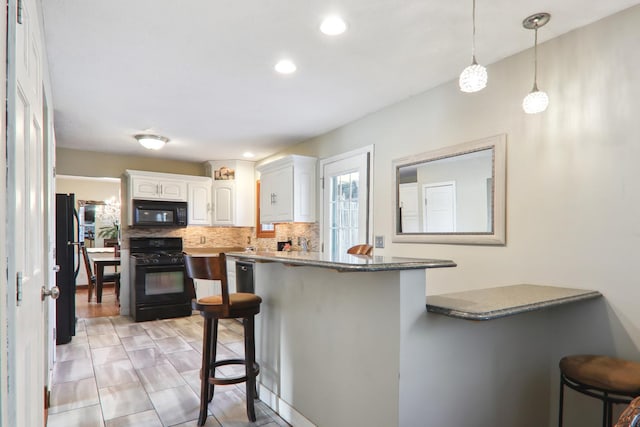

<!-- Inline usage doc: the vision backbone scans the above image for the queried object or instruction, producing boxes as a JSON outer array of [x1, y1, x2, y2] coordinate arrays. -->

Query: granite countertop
[[426, 284, 602, 320], [227, 250, 456, 272]]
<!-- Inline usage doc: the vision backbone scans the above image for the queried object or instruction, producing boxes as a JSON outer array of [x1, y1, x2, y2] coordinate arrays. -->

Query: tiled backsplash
[[122, 223, 319, 252]]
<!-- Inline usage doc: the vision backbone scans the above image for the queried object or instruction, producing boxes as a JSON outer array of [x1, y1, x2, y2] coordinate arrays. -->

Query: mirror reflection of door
[[423, 182, 456, 232]]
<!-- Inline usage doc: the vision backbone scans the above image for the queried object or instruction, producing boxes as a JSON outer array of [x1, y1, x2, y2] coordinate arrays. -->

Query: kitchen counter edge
[[227, 251, 456, 272]]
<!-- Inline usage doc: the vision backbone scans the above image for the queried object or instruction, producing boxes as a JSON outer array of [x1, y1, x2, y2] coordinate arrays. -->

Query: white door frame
[[0, 0, 8, 424], [319, 145, 374, 254]]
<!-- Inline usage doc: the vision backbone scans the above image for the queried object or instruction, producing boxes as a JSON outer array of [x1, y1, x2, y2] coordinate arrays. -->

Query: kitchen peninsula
[[228, 251, 456, 427], [228, 251, 605, 427]]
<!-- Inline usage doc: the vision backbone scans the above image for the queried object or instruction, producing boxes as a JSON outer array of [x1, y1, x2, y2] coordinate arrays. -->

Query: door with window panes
[[322, 149, 371, 257]]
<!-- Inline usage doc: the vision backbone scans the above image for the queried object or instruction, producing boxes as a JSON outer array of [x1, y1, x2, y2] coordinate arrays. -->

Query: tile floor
[[49, 314, 290, 427]]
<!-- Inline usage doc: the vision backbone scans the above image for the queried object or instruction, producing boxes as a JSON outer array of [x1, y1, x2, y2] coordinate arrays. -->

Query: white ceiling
[[42, 1, 639, 163]]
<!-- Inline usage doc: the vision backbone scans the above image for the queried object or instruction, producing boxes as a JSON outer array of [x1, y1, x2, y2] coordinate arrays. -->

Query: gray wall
[[272, 5, 640, 426]]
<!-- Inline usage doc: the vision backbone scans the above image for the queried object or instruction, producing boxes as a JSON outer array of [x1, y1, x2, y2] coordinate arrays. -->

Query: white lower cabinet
[[226, 259, 237, 294], [192, 260, 236, 298]]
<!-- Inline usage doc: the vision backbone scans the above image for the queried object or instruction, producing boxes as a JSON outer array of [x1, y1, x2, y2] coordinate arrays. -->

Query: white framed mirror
[[392, 134, 506, 245]]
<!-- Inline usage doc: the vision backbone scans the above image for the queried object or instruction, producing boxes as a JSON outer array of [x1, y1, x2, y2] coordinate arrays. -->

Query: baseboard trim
[[259, 384, 316, 427]]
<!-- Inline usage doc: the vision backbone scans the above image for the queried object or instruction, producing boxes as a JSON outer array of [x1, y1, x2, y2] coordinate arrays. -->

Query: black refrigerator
[[55, 193, 82, 344]]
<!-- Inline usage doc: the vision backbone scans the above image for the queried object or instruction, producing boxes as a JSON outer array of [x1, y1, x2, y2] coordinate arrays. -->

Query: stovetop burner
[[131, 251, 183, 258], [129, 237, 184, 265]]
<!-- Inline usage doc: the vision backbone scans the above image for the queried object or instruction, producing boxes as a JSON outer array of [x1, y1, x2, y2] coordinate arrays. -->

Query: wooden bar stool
[[347, 244, 373, 256], [184, 253, 262, 425], [559, 355, 640, 427]]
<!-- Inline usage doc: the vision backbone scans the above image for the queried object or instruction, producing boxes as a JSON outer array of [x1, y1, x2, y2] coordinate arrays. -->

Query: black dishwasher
[[236, 261, 255, 293]]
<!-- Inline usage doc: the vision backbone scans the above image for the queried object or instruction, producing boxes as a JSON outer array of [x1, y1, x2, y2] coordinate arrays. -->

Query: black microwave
[[132, 199, 188, 227]]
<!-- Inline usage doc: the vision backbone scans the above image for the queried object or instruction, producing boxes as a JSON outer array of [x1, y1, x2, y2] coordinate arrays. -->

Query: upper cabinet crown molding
[[205, 160, 256, 227], [256, 155, 316, 224]]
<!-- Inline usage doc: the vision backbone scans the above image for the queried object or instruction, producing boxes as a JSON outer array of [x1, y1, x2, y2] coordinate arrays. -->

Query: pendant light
[[459, 0, 487, 93], [522, 13, 551, 114]]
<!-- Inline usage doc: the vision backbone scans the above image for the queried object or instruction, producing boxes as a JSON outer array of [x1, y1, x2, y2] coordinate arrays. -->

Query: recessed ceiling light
[[243, 152, 255, 158], [320, 16, 347, 36], [274, 60, 297, 74]]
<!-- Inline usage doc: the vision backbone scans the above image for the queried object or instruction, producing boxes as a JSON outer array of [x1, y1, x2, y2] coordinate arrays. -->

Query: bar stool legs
[[197, 316, 260, 426], [244, 316, 257, 421]]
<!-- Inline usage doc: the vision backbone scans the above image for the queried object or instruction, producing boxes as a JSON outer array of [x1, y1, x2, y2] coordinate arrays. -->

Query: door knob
[[41, 286, 60, 301]]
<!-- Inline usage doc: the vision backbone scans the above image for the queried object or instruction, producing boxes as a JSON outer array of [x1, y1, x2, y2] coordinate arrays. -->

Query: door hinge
[[320, 177, 324, 190], [17, 0, 23, 24], [16, 271, 22, 305]]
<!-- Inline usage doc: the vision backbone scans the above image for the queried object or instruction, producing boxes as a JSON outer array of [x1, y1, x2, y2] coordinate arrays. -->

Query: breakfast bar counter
[[227, 250, 457, 427], [426, 284, 602, 320]]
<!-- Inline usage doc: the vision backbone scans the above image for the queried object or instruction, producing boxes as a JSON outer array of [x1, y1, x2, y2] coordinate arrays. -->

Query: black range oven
[[129, 237, 192, 322]]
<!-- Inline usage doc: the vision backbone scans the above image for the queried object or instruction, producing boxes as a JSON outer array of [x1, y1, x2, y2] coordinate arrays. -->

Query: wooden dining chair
[[81, 245, 120, 302], [347, 244, 373, 256]]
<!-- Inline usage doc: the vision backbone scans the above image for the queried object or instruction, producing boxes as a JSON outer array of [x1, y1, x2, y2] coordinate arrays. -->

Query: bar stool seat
[[184, 253, 262, 426], [559, 355, 640, 427]]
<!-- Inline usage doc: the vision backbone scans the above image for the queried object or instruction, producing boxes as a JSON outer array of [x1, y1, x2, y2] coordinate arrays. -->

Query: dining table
[[89, 252, 121, 303]]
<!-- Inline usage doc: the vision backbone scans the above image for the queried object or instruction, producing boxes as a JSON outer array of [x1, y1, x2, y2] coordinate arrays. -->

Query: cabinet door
[[158, 179, 187, 201], [212, 182, 234, 225], [131, 177, 160, 199], [188, 182, 212, 225], [260, 166, 293, 223]]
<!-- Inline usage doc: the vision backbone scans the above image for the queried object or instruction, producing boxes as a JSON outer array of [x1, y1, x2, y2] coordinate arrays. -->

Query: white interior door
[[423, 182, 456, 232], [321, 147, 372, 257], [6, 0, 50, 425]]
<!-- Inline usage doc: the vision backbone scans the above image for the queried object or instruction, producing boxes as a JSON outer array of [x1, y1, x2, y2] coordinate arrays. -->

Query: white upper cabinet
[[205, 160, 256, 226], [187, 178, 212, 225], [127, 171, 188, 201], [257, 155, 316, 223]]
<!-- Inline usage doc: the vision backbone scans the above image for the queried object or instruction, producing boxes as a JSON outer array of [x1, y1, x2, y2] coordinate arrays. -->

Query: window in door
[[321, 147, 372, 257]]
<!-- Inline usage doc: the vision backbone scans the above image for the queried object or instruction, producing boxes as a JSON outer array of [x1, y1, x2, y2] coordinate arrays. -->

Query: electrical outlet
[[374, 235, 384, 248], [200, 236, 206, 244]]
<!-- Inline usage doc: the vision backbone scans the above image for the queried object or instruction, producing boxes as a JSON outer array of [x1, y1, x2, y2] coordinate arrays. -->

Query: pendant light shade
[[459, 0, 487, 93], [135, 134, 169, 150], [459, 61, 488, 93], [522, 13, 551, 114], [522, 85, 549, 114]]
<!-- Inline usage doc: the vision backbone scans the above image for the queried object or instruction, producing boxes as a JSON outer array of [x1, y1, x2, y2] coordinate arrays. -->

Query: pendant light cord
[[533, 26, 539, 90], [471, 0, 477, 63]]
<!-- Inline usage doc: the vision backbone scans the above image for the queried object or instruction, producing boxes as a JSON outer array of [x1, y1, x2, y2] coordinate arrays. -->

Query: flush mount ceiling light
[[320, 16, 347, 36], [522, 12, 551, 114], [134, 134, 169, 150], [274, 59, 297, 74], [459, 0, 487, 93], [242, 152, 255, 158]]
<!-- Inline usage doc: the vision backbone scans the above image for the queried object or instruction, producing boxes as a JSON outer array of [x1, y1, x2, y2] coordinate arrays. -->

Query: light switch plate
[[374, 235, 384, 248]]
